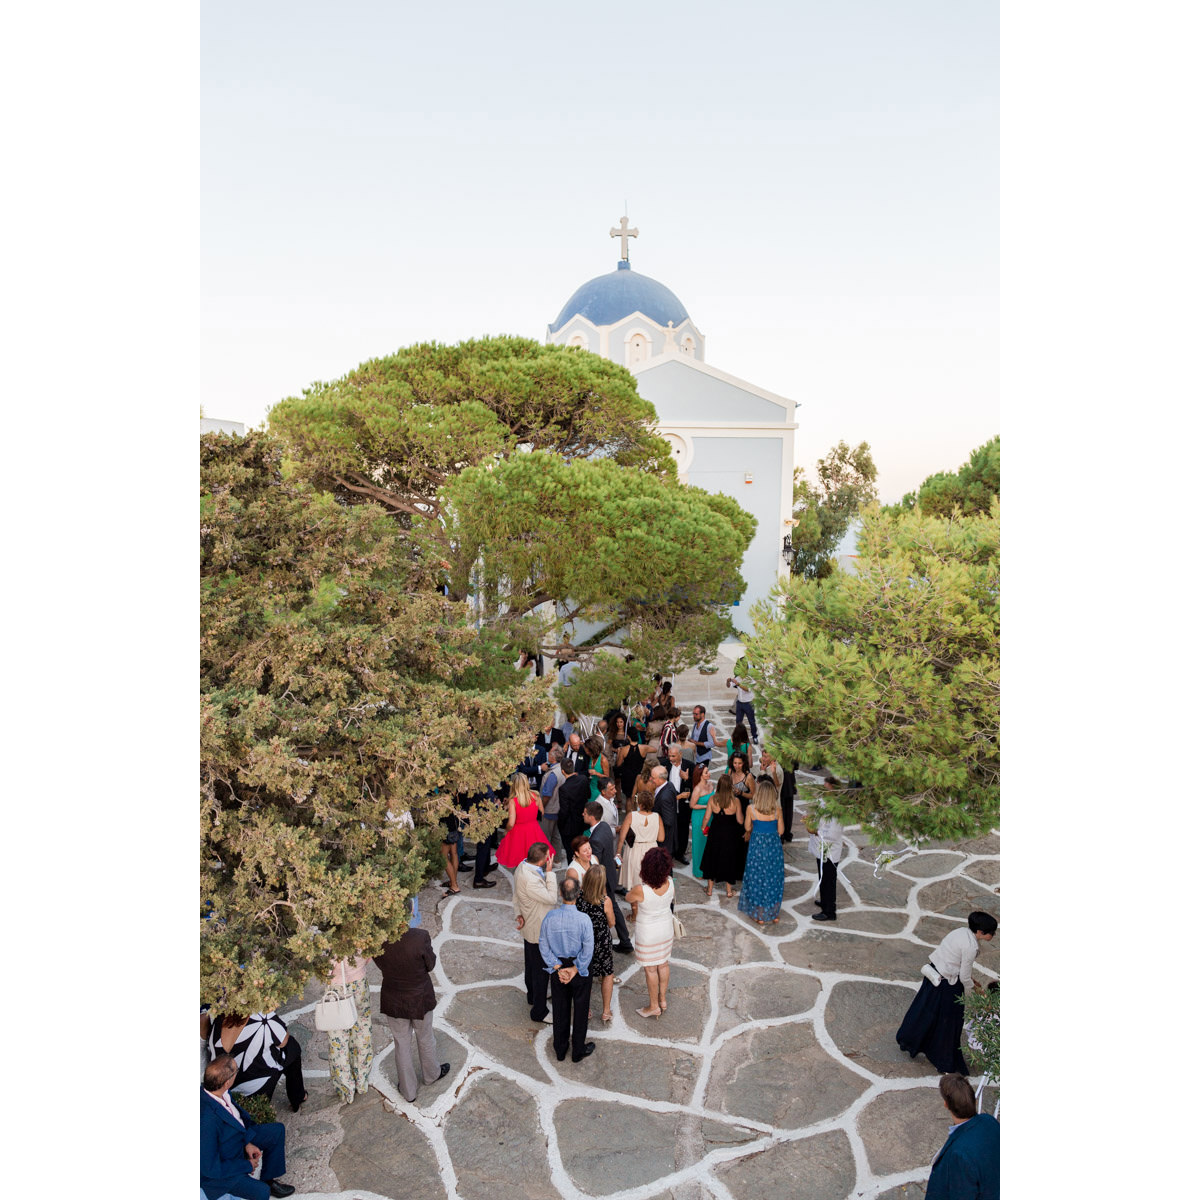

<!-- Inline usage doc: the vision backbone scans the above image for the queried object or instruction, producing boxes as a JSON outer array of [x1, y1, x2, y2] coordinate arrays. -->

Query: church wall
[[634, 359, 787, 424], [687, 436, 784, 635]]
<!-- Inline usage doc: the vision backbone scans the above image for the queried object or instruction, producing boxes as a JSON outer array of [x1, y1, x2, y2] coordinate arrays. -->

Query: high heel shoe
[[636, 1005, 662, 1019], [601, 1011, 613, 1022]]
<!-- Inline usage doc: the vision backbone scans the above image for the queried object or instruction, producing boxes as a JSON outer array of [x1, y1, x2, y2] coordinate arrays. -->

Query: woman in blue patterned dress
[[737, 779, 785, 924]]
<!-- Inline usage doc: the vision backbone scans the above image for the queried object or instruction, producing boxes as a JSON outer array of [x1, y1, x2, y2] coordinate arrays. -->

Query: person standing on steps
[[726, 662, 759, 744], [539, 874, 596, 1063]]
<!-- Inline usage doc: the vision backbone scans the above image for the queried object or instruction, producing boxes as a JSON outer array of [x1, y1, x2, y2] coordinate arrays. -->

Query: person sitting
[[201, 1052, 295, 1199]]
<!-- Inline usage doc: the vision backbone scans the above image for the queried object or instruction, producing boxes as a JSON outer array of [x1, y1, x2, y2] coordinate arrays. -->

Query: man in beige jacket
[[513, 841, 558, 1022]]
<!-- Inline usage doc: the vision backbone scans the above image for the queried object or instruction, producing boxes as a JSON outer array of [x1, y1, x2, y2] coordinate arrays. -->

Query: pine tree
[[750, 502, 999, 843], [201, 431, 554, 1011]]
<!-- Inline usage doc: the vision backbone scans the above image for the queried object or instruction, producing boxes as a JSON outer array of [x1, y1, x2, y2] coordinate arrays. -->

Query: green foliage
[[790, 441, 878, 579], [232, 1090, 277, 1125], [750, 502, 999, 843], [201, 431, 555, 1013], [268, 335, 675, 523], [268, 336, 756, 695], [889, 436, 999, 517], [961, 985, 1000, 1086], [443, 449, 752, 622]]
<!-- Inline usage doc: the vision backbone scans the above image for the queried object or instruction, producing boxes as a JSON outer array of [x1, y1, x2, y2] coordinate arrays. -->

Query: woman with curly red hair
[[625, 846, 675, 1019]]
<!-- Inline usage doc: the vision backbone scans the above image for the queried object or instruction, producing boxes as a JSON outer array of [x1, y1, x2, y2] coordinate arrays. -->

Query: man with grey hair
[[201, 1053, 294, 1199], [538, 874, 596, 1062], [650, 765, 678, 866], [665, 744, 695, 865]]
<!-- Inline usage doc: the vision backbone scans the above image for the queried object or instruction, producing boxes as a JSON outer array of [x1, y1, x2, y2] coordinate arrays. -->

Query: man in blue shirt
[[926, 1073, 999, 1200], [538, 874, 596, 1063]]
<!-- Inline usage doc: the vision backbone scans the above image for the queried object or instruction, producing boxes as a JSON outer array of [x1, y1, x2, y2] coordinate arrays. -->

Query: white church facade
[[547, 219, 798, 635]]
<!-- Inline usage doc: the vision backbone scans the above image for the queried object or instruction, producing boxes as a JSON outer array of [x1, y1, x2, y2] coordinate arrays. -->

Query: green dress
[[691, 788, 716, 879]]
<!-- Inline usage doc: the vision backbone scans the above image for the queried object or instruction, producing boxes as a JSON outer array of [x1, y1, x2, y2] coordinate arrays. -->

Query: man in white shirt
[[726, 666, 759, 743], [685, 705, 716, 770], [596, 778, 620, 833]]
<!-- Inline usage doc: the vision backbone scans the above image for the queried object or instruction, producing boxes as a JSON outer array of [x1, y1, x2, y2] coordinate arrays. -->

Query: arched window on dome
[[567, 333, 588, 350], [681, 336, 695, 356], [626, 333, 649, 366]]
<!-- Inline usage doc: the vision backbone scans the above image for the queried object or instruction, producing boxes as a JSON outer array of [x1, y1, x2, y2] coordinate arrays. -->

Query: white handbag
[[672, 913, 686, 939], [920, 962, 944, 988], [314, 961, 358, 1032]]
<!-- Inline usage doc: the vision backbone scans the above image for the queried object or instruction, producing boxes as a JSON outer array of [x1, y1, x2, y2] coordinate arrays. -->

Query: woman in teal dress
[[585, 734, 610, 801], [688, 763, 716, 881], [738, 780, 785, 924]]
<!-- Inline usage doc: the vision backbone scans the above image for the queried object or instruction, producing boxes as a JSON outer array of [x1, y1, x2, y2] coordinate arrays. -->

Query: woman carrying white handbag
[[321, 954, 374, 1105]]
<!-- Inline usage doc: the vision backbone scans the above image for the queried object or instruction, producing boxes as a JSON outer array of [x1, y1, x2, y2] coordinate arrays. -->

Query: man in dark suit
[[926, 1073, 1000, 1200], [583, 798, 633, 953], [201, 1053, 295, 1199], [562, 732, 590, 777], [663, 745, 695, 864], [556, 757, 591, 851], [650, 765, 677, 866]]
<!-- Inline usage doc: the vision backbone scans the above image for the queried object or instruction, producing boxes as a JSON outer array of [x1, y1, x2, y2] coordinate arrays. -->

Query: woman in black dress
[[699, 774, 746, 898], [578, 864, 616, 1022]]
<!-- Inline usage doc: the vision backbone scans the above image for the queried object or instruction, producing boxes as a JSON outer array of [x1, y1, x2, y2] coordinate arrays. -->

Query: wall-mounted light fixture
[[782, 535, 795, 563]]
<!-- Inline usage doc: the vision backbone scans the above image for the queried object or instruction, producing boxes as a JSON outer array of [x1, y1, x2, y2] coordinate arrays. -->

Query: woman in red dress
[[495, 774, 546, 868]]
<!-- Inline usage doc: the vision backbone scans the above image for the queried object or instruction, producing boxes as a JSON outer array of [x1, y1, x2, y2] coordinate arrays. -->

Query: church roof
[[549, 260, 690, 334]]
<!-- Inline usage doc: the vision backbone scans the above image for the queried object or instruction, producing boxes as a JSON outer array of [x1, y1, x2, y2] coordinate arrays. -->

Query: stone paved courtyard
[[260, 655, 1000, 1199]]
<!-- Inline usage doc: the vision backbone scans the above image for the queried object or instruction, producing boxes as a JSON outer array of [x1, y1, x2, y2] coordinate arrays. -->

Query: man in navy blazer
[[201, 1053, 295, 1199], [926, 1073, 999, 1200]]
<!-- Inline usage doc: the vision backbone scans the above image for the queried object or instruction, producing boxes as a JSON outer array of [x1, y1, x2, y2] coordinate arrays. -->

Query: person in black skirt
[[896, 911, 998, 1074], [698, 774, 746, 898]]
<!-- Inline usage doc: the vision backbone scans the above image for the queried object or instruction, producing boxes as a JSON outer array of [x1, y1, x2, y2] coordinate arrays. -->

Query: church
[[546, 219, 798, 636]]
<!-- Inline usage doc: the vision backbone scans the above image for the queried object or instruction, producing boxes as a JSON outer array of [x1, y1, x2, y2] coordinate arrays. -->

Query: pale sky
[[201, 1, 999, 504]]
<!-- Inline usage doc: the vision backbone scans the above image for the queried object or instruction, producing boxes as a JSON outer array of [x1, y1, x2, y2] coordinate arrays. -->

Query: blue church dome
[[549, 261, 690, 334]]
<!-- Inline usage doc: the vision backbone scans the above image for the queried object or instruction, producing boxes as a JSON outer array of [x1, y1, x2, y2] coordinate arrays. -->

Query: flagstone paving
[[260, 653, 999, 1199]]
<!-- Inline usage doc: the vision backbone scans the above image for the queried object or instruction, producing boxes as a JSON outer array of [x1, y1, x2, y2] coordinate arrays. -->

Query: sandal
[[636, 1006, 662, 1019], [602, 1011, 613, 1022], [705, 883, 713, 897]]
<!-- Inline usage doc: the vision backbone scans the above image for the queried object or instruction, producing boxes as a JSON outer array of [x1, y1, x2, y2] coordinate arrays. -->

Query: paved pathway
[[262, 651, 1000, 1199]]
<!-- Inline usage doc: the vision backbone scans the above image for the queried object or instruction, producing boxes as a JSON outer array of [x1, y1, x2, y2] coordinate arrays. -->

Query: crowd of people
[[202, 667, 998, 1198]]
